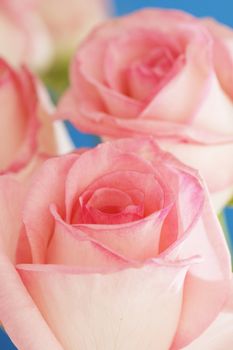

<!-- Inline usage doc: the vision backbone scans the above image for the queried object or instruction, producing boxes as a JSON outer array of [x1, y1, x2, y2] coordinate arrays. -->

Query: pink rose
[[0, 0, 53, 69], [57, 9, 233, 209], [0, 58, 56, 175], [35, 0, 111, 56], [0, 138, 231, 349]]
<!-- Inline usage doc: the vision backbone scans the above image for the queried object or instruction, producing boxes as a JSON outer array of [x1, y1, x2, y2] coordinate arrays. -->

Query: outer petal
[[0, 61, 39, 173], [203, 18, 233, 99], [57, 90, 134, 138], [0, 0, 53, 69], [18, 262, 189, 350], [0, 176, 24, 262], [22, 154, 77, 263], [184, 278, 233, 349], [0, 254, 63, 350], [168, 189, 231, 349], [158, 138, 233, 193], [0, 174, 63, 349], [36, 0, 110, 53], [191, 73, 233, 135]]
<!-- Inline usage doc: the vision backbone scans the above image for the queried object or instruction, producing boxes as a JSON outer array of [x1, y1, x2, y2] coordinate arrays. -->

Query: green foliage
[[40, 55, 70, 102]]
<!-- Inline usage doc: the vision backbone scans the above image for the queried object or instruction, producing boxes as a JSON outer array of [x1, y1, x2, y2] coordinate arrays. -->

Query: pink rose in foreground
[[0, 138, 231, 349], [35, 0, 111, 56], [0, 0, 53, 70], [57, 9, 233, 209], [0, 58, 56, 175]]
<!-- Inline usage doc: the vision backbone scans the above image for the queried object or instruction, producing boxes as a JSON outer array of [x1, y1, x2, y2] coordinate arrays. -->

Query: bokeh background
[[1, 1, 232, 348]]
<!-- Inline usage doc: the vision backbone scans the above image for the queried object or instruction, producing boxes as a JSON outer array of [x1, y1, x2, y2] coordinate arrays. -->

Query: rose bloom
[[0, 138, 231, 350], [0, 0, 110, 69], [34, 0, 111, 56], [0, 0, 53, 70], [0, 58, 57, 175], [57, 9, 233, 210]]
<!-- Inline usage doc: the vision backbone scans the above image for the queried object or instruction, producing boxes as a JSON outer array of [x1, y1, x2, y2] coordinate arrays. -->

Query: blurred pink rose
[[0, 0, 111, 69], [57, 9, 233, 209], [0, 0, 53, 69], [0, 138, 231, 349], [35, 0, 111, 55], [0, 58, 56, 175]]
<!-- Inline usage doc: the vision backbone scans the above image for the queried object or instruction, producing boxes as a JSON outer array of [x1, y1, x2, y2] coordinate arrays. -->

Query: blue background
[[1, 1, 233, 348]]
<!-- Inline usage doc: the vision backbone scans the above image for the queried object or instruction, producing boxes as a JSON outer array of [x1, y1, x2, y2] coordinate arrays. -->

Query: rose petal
[[103, 28, 181, 98], [139, 25, 211, 123], [169, 188, 231, 348], [0, 173, 62, 349], [203, 18, 233, 99], [18, 262, 189, 350], [192, 73, 233, 135], [183, 277, 233, 349], [159, 139, 233, 192], [53, 204, 170, 263], [46, 205, 130, 269], [65, 141, 158, 221], [0, 67, 26, 169], [0, 61, 39, 173], [0, 176, 24, 262], [22, 154, 77, 263], [81, 187, 144, 225], [74, 170, 164, 219], [0, 253, 63, 350], [73, 56, 144, 119]]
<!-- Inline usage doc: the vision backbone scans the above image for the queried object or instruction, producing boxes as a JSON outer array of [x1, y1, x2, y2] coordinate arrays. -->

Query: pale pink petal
[[46, 205, 130, 269], [78, 66, 144, 119], [0, 253, 63, 350], [0, 176, 24, 262], [35, 0, 110, 53], [18, 262, 189, 350], [80, 187, 144, 225], [55, 205, 170, 263], [57, 90, 135, 138], [169, 188, 231, 348], [103, 28, 181, 97], [71, 48, 144, 119], [0, 65, 26, 170], [74, 170, 165, 220], [203, 18, 233, 99], [113, 112, 232, 143], [22, 154, 77, 263], [0, 0, 53, 69], [65, 141, 157, 220], [159, 139, 233, 192], [183, 277, 233, 349], [139, 26, 211, 123], [0, 61, 39, 173], [192, 73, 233, 135]]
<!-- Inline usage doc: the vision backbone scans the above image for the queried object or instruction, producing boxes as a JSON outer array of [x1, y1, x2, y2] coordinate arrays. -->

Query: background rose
[[35, 0, 112, 57], [0, 58, 57, 175], [57, 9, 233, 210], [0, 0, 111, 71], [0, 0, 53, 70], [0, 138, 231, 349]]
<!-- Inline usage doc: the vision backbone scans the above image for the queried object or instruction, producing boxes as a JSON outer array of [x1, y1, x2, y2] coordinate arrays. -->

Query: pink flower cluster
[[0, 4, 232, 350]]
